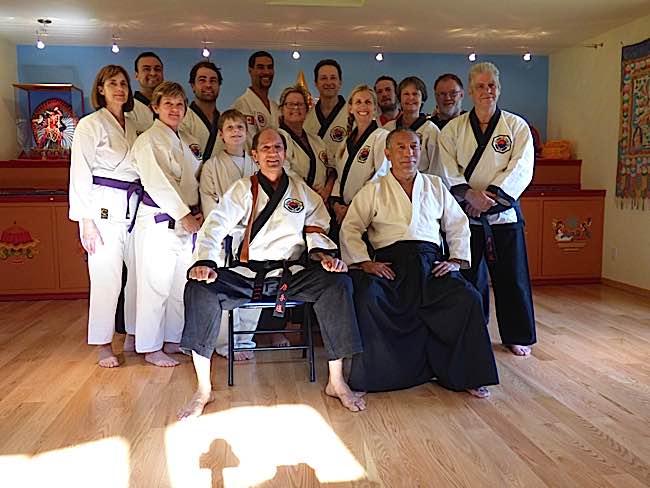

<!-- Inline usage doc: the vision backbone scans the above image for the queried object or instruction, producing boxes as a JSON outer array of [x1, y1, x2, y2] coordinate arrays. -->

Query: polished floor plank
[[1, 284, 650, 487]]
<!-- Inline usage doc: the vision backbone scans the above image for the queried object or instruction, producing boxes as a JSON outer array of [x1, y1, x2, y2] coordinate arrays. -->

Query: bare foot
[[123, 334, 135, 352], [325, 382, 367, 412], [467, 386, 491, 399], [145, 350, 180, 367], [506, 344, 532, 356], [163, 342, 182, 354], [177, 390, 216, 420], [97, 344, 119, 368], [233, 350, 255, 361], [271, 333, 290, 347]]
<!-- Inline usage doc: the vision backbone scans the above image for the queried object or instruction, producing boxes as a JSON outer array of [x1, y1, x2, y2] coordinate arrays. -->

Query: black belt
[[232, 259, 302, 318], [471, 201, 522, 263]]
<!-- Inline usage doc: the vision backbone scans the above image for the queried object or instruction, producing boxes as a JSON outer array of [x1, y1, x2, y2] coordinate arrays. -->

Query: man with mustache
[[178, 128, 366, 418], [231, 51, 280, 150], [180, 61, 223, 161], [431, 73, 466, 130], [374, 75, 400, 127]]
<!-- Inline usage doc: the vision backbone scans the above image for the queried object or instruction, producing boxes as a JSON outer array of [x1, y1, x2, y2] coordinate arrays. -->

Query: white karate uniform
[[332, 125, 390, 205], [179, 103, 223, 159], [383, 116, 442, 176], [231, 87, 280, 150], [439, 109, 534, 225], [199, 149, 259, 356], [340, 170, 470, 267], [195, 173, 336, 272], [303, 96, 349, 169], [69, 108, 138, 345], [132, 119, 201, 353], [278, 127, 330, 192], [125, 95, 154, 135]]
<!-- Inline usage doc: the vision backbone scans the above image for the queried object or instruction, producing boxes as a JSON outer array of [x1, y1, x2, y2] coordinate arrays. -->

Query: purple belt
[[142, 191, 200, 230], [92, 176, 143, 232]]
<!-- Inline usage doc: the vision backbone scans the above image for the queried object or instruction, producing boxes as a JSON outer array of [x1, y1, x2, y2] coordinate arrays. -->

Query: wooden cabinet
[[0, 196, 88, 299], [520, 190, 605, 284]]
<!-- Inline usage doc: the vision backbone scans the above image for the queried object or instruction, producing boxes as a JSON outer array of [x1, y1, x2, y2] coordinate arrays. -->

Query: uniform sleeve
[[340, 183, 376, 265], [68, 119, 97, 221], [193, 180, 251, 266], [488, 119, 534, 201], [133, 138, 190, 221], [199, 158, 219, 218], [438, 122, 471, 198], [302, 185, 338, 253], [437, 179, 471, 268]]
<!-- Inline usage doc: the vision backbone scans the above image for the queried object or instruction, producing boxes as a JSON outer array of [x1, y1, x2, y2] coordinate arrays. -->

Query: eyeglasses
[[283, 102, 306, 109], [435, 90, 462, 99]]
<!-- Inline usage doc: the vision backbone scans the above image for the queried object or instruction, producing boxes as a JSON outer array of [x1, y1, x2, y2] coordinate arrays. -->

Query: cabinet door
[[0, 205, 57, 291], [542, 199, 604, 278], [54, 205, 89, 290], [519, 198, 542, 279]]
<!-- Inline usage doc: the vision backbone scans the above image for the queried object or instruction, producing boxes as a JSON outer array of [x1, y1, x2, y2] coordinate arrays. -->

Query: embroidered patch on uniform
[[492, 135, 512, 153], [256, 112, 266, 126], [283, 198, 304, 213], [100, 208, 109, 219], [330, 126, 346, 142], [189, 143, 203, 160], [319, 150, 329, 164], [357, 145, 371, 163], [245, 115, 255, 126]]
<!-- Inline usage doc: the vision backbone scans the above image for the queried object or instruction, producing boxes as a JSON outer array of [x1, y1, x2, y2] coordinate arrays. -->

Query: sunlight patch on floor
[[0, 437, 130, 487], [165, 404, 366, 487]]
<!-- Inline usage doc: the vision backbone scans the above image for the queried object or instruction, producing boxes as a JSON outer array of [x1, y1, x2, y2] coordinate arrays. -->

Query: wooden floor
[[1, 284, 649, 488]]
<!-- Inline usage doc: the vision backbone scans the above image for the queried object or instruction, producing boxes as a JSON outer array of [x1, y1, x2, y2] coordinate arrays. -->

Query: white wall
[[548, 15, 650, 290], [0, 36, 17, 159]]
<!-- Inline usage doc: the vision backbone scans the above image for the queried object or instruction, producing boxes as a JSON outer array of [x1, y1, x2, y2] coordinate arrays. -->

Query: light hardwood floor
[[0, 284, 649, 487]]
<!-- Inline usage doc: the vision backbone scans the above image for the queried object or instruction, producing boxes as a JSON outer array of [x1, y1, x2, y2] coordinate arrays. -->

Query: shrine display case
[[0, 84, 88, 299]]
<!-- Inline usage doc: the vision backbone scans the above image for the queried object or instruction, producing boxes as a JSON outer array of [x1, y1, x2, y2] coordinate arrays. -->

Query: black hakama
[[348, 241, 499, 392]]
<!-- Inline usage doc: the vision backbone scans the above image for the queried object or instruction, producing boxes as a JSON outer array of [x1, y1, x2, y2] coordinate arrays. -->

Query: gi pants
[[86, 219, 136, 345], [181, 265, 363, 361], [133, 212, 191, 352], [462, 222, 536, 346]]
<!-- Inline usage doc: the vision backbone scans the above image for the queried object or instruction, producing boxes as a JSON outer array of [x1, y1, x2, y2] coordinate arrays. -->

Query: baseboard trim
[[602, 278, 650, 299], [0, 292, 88, 302]]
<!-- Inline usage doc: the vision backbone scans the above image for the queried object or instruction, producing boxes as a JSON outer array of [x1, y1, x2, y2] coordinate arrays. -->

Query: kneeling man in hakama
[[340, 129, 499, 398], [178, 128, 366, 418]]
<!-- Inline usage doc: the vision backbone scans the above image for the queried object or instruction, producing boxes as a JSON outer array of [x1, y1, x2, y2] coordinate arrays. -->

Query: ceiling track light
[[111, 35, 120, 54], [35, 18, 51, 50], [523, 51, 531, 62], [201, 40, 212, 58], [291, 26, 301, 61], [468, 51, 477, 62], [375, 51, 384, 62]]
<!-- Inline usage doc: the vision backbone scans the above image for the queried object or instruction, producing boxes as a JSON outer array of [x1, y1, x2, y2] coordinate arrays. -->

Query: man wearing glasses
[[431, 73, 466, 130]]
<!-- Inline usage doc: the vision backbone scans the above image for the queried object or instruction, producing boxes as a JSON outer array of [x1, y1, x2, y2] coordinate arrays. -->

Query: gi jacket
[[69, 108, 138, 223]]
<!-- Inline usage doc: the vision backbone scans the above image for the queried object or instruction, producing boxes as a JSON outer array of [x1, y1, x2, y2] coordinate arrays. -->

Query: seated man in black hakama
[[340, 128, 499, 398]]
